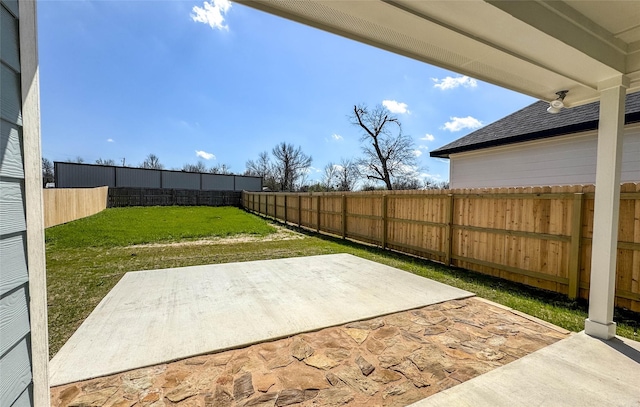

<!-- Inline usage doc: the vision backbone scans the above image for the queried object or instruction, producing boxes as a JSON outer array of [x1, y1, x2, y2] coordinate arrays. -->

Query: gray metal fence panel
[[54, 163, 263, 191], [116, 167, 161, 188], [161, 171, 200, 189], [202, 173, 234, 190], [55, 162, 115, 188], [235, 176, 262, 191]]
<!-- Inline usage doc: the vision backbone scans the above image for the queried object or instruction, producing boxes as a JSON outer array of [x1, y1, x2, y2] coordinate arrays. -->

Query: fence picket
[[242, 185, 640, 312]]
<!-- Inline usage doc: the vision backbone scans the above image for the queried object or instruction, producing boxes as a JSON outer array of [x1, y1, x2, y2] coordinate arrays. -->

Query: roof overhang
[[236, 0, 640, 107]]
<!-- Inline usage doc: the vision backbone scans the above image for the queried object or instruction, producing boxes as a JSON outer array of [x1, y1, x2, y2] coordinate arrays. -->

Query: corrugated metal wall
[[235, 176, 262, 191], [0, 0, 34, 405], [115, 167, 160, 188], [55, 162, 115, 188], [202, 173, 234, 190], [55, 162, 262, 191], [161, 171, 200, 189]]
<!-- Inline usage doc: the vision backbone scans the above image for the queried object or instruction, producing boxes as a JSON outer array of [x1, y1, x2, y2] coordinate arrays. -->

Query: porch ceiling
[[237, 0, 640, 107]]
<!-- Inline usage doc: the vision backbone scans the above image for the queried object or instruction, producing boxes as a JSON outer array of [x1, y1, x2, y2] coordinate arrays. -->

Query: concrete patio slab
[[409, 332, 640, 407], [49, 253, 472, 386]]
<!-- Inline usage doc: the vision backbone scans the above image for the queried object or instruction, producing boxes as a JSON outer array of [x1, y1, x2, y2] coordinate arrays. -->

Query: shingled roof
[[430, 92, 640, 158]]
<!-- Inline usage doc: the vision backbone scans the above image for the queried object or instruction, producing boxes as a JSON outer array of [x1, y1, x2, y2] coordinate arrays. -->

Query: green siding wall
[[0, 0, 33, 406]]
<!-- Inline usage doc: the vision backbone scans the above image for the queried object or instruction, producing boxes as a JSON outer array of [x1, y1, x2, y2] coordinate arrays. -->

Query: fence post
[[298, 195, 302, 228], [284, 195, 288, 224], [568, 193, 584, 299], [381, 194, 388, 249], [316, 195, 321, 233], [258, 194, 262, 215], [341, 194, 347, 239], [445, 194, 454, 266], [273, 194, 277, 218]]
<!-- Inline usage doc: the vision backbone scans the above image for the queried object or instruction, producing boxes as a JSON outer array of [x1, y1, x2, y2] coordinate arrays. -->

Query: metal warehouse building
[[54, 162, 263, 191]]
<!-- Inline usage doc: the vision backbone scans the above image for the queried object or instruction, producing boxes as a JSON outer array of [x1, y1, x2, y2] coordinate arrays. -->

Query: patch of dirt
[[129, 225, 306, 249]]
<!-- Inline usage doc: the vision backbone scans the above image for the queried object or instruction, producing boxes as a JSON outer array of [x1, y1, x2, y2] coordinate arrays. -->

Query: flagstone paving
[[50, 297, 569, 407]]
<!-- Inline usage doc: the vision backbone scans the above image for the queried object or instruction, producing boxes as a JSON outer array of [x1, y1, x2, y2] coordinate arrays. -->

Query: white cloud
[[418, 145, 429, 150], [420, 133, 435, 142], [107, 138, 114, 143], [195, 150, 216, 160], [413, 150, 423, 157], [191, 0, 232, 31], [432, 75, 478, 90], [332, 134, 343, 141], [442, 116, 483, 132], [382, 100, 410, 114]]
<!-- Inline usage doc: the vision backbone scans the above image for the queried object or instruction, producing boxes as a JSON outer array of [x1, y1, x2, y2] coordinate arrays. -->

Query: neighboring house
[[431, 93, 640, 189]]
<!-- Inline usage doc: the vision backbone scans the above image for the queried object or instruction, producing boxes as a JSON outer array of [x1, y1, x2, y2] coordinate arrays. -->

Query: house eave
[[430, 110, 640, 159]]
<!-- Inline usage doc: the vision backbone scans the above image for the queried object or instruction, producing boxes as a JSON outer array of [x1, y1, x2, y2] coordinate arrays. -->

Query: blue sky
[[38, 0, 535, 185]]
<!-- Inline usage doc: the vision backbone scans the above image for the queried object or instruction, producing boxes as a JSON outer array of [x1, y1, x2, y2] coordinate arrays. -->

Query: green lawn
[[45, 206, 276, 249], [45, 207, 639, 358]]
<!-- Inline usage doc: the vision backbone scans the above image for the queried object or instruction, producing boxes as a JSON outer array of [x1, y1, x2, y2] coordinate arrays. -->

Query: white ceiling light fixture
[[547, 90, 569, 114]]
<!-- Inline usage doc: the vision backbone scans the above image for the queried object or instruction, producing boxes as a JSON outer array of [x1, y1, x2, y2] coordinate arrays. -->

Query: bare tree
[[67, 156, 84, 164], [209, 163, 232, 174], [322, 162, 339, 191], [245, 151, 277, 190], [335, 158, 359, 191], [245, 151, 270, 178], [393, 174, 422, 190], [182, 161, 207, 173], [271, 142, 312, 191], [95, 158, 115, 166], [350, 104, 418, 190], [424, 179, 450, 190], [141, 154, 164, 170], [42, 158, 54, 187]]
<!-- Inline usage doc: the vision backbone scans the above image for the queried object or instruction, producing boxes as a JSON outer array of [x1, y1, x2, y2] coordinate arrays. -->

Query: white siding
[[449, 126, 640, 189]]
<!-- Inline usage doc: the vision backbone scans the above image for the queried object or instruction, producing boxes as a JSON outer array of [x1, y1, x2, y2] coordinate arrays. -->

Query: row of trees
[[44, 103, 449, 190], [244, 103, 448, 192], [245, 143, 313, 191]]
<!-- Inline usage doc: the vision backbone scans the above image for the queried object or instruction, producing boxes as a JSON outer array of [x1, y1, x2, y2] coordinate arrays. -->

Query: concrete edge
[[472, 297, 572, 335]]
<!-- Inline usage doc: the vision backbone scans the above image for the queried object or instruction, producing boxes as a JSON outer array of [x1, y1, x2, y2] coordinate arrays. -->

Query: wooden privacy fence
[[43, 186, 108, 228], [108, 188, 242, 208], [243, 183, 640, 312]]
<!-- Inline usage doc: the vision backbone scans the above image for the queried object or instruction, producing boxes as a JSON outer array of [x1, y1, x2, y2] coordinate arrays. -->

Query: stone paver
[[50, 298, 569, 407]]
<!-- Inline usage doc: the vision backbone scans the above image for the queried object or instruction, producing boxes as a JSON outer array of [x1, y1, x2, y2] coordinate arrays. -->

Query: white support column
[[585, 76, 629, 340], [20, 1, 51, 405]]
